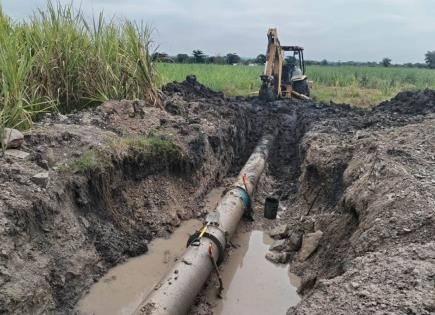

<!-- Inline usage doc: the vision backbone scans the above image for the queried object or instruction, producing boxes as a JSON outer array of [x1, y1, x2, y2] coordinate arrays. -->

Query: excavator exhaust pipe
[[134, 134, 275, 315]]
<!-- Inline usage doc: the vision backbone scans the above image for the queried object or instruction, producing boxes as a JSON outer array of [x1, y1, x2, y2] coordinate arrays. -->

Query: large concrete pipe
[[134, 134, 275, 315]]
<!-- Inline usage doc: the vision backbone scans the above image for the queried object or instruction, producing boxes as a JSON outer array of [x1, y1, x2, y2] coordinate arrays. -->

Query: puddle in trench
[[206, 230, 301, 315], [76, 186, 299, 315], [76, 187, 225, 315], [76, 219, 202, 315]]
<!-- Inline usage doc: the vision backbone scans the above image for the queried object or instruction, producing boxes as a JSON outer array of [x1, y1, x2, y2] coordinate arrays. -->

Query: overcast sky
[[2, 0, 435, 63]]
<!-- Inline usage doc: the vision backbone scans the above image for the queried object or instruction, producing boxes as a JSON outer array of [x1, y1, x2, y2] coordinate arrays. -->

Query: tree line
[[153, 50, 435, 69], [152, 50, 266, 65]]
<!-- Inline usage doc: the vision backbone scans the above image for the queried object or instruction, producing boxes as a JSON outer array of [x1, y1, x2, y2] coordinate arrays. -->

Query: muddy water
[[77, 186, 299, 314], [76, 219, 202, 315], [206, 230, 301, 315], [76, 187, 225, 314]]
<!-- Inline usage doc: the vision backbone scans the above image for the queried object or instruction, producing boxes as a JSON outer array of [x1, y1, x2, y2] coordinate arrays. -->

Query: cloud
[[1, 0, 434, 62]]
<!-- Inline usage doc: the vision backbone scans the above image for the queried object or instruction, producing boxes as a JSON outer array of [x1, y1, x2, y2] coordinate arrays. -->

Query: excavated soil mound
[[375, 89, 435, 115], [162, 75, 224, 99]]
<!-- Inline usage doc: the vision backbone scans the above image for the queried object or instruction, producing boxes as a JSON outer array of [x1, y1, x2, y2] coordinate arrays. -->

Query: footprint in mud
[[103, 275, 117, 283], [163, 250, 171, 264]]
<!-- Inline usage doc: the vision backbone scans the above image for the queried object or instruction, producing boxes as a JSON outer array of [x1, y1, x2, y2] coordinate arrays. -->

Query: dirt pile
[[375, 89, 435, 115], [162, 75, 224, 100], [285, 116, 434, 314], [258, 97, 435, 314]]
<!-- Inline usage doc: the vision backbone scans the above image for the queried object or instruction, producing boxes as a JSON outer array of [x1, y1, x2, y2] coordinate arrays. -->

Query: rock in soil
[[2, 128, 24, 149], [298, 230, 323, 261], [31, 172, 50, 188], [265, 251, 291, 264], [269, 224, 289, 239], [287, 230, 303, 251], [269, 238, 289, 252], [4, 149, 30, 159]]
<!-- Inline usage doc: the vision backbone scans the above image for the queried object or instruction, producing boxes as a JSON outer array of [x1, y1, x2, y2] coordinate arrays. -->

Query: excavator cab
[[259, 28, 310, 101], [281, 46, 309, 97]]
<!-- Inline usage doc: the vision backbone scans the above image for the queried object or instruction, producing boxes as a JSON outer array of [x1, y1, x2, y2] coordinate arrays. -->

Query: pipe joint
[[202, 225, 227, 265], [231, 186, 251, 209]]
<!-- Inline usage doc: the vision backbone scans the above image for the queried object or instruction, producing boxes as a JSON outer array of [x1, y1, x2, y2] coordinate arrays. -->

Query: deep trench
[[69, 101, 364, 314], [7, 95, 372, 315]]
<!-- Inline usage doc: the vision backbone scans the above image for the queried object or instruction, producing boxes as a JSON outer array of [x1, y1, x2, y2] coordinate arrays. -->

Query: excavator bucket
[[259, 75, 275, 101]]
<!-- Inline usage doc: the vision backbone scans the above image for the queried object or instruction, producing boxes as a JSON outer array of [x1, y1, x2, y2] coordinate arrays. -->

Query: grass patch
[[157, 63, 435, 107], [109, 135, 184, 163], [157, 63, 260, 96], [59, 136, 184, 175], [67, 149, 113, 174], [310, 85, 407, 108]]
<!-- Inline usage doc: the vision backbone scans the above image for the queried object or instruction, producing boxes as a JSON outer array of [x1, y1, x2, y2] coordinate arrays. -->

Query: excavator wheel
[[293, 79, 310, 97]]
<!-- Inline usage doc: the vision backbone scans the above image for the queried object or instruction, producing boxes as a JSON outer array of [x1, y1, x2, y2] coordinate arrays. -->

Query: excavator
[[259, 28, 310, 101]]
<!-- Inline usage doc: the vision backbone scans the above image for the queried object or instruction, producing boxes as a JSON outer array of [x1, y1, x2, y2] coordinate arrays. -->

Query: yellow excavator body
[[259, 28, 310, 101]]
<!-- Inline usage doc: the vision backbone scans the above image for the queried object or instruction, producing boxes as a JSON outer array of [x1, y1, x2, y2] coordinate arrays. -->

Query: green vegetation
[[158, 63, 261, 96], [425, 51, 435, 69], [157, 63, 435, 107], [60, 135, 183, 174], [305, 65, 435, 106], [381, 58, 392, 67], [67, 150, 113, 174], [0, 1, 158, 131], [169, 50, 244, 65], [109, 135, 184, 162]]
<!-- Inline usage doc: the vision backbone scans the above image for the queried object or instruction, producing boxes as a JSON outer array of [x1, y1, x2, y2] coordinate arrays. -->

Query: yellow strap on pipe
[[198, 225, 208, 238]]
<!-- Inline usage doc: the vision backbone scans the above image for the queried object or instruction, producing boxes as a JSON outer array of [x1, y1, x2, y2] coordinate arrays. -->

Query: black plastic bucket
[[264, 197, 279, 219]]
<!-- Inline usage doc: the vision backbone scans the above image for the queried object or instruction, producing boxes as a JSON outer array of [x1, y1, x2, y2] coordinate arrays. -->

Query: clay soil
[[0, 78, 434, 314]]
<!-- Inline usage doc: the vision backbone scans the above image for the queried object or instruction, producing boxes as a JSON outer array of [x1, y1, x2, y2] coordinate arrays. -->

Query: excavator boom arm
[[262, 28, 283, 96]]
